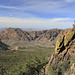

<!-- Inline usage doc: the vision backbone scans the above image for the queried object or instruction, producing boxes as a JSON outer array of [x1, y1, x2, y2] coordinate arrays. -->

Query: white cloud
[[0, 17, 74, 29], [50, 18, 72, 22], [0, 0, 74, 14], [0, 5, 18, 9], [0, 0, 74, 29], [0, 17, 73, 23]]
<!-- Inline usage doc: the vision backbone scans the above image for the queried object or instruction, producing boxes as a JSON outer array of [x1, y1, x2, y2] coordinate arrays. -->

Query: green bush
[[0, 46, 54, 75], [48, 64, 57, 75]]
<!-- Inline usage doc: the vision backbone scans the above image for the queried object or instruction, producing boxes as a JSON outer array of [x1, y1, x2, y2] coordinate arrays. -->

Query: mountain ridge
[[0, 28, 63, 46]]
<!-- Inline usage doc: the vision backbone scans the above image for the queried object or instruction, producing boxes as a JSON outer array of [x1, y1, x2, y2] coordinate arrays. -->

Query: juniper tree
[[73, 21, 75, 27]]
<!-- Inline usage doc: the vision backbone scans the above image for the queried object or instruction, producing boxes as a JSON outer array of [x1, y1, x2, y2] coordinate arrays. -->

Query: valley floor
[[0, 44, 54, 75]]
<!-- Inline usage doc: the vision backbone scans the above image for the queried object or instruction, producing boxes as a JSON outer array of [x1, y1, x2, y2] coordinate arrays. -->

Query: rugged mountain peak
[[0, 28, 30, 41]]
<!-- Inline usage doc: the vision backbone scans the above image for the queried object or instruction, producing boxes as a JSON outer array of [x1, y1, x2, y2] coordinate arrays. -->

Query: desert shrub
[[48, 60, 70, 75], [0, 46, 54, 75], [72, 55, 75, 63], [48, 64, 57, 75], [56, 60, 70, 75]]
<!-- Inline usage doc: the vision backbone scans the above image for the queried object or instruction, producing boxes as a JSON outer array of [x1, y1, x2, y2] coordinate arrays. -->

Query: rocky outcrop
[[51, 28, 75, 75], [40, 28, 75, 75], [55, 28, 75, 55]]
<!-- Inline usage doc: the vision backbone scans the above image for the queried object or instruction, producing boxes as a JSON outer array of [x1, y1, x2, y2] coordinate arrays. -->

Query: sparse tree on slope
[[73, 21, 75, 27]]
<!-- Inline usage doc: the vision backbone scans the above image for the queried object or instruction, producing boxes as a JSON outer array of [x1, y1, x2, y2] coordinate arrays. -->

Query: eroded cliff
[[40, 28, 75, 75]]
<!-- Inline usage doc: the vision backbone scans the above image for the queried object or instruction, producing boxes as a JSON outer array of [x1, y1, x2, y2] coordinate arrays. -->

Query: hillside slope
[[0, 28, 62, 46], [40, 27, 75, 75], [0, 40, 9, 50]]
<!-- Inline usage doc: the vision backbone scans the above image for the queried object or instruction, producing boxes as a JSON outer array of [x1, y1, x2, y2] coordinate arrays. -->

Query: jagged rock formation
[[50, 28, 75, 75], [39, 28, 75, 75], [0, 28, 62, 45], [55, 28, 75, 55]]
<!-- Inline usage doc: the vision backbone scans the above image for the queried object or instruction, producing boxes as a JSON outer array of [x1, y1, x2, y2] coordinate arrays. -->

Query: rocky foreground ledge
[[39, 27, 75, 75]]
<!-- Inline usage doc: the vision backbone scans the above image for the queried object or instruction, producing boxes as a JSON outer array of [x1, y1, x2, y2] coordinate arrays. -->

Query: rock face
[[40, 28, 75, 75], [55, 28, 75, 55], [52, 28, 75, 74]]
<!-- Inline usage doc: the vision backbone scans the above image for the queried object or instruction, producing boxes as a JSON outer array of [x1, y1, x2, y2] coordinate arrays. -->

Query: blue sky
[[0, 0, 75, 29]]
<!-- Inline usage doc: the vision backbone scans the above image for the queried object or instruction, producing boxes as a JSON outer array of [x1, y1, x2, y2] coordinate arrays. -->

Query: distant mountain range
[[21, 28, 43, 31], [0, 28, 62, 44], [0, 28, 44, 32]]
